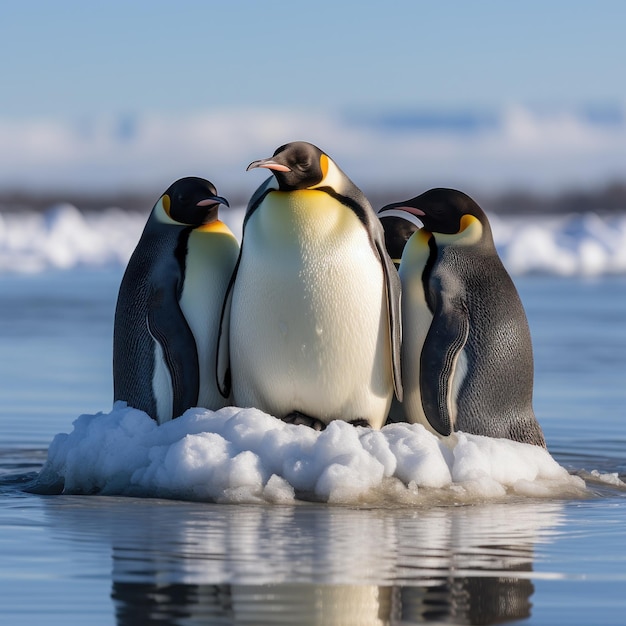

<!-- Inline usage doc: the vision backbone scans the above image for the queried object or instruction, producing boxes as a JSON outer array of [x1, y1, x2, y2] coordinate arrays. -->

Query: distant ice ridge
[[0, 203, 245, 274], [0, 204, 147, 274], [32, 403, 589, 505], [1, 203, 626, 276], [490, 212, 626, 276]]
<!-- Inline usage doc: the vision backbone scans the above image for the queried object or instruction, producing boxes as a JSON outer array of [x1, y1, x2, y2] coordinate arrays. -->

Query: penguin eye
[[294, 158, 311, 171]]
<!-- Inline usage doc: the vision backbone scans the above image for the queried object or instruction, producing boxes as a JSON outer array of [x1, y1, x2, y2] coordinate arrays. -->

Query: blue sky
[[2, 0, 625, 118], [0, 1, 625, 193]]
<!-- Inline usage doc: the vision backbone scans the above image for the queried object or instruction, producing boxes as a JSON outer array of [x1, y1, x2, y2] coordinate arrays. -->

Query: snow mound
[[32, 403, 588, 505]]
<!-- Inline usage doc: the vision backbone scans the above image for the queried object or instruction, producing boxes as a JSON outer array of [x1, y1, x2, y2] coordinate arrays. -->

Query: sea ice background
[[1, 194, 625, 624]]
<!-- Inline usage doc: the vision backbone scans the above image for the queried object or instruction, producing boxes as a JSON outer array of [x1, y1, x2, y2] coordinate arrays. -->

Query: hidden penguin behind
[[378, 188, 546, 447], [113, 177, 239, 424], [218, 141, 402, 431]]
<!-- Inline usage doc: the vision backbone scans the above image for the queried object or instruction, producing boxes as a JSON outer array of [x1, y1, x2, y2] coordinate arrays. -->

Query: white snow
[[0, 204, 148, 273], [2, 203, 626, 276], [33, 403, 588, 505]]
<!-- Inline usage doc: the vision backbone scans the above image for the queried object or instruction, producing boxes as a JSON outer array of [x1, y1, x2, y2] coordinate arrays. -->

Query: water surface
[[1, 270, 625, 625]]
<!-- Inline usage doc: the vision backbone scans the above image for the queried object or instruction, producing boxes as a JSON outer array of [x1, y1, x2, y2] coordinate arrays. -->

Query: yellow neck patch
[[196, 219, 235, 236]]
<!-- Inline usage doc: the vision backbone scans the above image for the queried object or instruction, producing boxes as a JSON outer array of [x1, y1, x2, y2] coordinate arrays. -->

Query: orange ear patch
[[459, 214, 479, 232], [319, 154, 329, 179], [162, 194, 171, 217]]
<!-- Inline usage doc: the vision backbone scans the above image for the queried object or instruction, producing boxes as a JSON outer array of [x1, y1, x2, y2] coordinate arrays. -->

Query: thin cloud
[[0, 104, 625, 193]]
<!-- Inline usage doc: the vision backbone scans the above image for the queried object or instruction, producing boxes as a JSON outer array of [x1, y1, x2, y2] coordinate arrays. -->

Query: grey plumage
[[378, 188, 546, 447], [114, 217, 197, 421], [113, 177, 236, 423]]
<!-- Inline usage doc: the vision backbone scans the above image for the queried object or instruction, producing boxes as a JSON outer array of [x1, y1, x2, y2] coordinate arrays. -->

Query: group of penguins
[[113, 141, 546, 448]]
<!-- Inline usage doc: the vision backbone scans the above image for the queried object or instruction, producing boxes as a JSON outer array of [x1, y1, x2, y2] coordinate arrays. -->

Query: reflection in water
[[43, 497, 564, 625], [111, 580, 534, 625]]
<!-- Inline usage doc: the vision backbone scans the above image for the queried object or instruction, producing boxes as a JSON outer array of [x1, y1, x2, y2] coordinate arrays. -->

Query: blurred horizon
[[1, 2, 625, 206], [1, 102, 625, 208]]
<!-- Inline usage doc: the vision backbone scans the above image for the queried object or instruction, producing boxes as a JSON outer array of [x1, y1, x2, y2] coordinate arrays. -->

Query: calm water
[[1, 269, 625, 625]]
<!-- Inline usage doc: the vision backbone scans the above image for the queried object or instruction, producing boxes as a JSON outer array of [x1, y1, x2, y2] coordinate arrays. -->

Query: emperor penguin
[[377, 188, 546, 447], [113, 177, 239, 424], [217, 141, 402, 430]]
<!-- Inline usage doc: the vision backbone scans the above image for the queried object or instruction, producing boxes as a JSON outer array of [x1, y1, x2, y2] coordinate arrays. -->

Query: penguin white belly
[[179, 229, 239, 410], [398, 233, 434, 431], [230, 191, 393, 428], [447, 349, 468, 428], [150, 332, 174, 425]]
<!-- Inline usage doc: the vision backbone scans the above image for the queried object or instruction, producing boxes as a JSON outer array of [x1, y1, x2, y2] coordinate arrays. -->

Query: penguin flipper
[[376, 239, 404, 402], [243, 176, 275, 226], [419, 296, 470, 436], [216, 257, 239, 398], [147, 288, 199, 419]]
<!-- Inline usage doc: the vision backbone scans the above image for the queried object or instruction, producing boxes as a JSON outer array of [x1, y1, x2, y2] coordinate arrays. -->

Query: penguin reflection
[[104, 503, 550, 626], [112, 579, 532, 625]]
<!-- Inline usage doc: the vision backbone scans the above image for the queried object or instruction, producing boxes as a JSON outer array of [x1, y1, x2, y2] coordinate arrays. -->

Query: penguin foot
[[348, 418, 371, 428], [283, 411, 326, 431], [282, 412, 372, 431]]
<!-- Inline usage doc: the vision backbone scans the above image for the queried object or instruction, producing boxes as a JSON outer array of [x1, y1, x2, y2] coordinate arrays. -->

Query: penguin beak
[[391, 205, 426, 218], [246, 158, 291, 173], [197, 196, 230, 208]]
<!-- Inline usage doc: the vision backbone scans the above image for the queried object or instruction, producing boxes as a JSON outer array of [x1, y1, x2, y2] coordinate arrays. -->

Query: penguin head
[[382, 188, 487, 234], [379, 188, 491, 256], [156, 177, 229, 227], [247, 141, 340, 192]]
